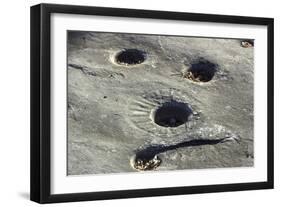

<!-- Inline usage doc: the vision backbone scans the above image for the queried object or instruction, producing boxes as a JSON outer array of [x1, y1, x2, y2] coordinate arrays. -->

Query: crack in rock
[[68, 63, 97, 76], [68, 63, 125, 79], [131, 136, 239, 171]]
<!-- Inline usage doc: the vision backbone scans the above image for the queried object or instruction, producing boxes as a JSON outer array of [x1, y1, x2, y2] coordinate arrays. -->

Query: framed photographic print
[[30, 3, 274, 203]]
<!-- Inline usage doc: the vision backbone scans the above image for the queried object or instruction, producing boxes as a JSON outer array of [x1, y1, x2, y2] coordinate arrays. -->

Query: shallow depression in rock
[[152, 101, 192, 127]]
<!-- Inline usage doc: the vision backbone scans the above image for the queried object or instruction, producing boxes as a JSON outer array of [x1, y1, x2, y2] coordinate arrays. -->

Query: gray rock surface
[[67, 31, 254, 175]]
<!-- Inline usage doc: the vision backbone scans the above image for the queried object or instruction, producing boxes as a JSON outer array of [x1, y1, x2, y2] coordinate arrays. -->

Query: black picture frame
[[30, 3, 274, 204]]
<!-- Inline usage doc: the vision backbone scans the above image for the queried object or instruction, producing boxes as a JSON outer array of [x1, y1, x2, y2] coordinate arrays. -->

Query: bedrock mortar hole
[[185, 59, 217, 82], [115, 49, 146, 65], [241, 40, 254, 48], [153, 101, 192, 128]]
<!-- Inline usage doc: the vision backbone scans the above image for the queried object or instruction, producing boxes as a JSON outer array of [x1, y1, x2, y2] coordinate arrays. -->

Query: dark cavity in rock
[[153, 101, 192, 127], [185, 59, 217, 82], [115, 49, 146, 65], [241, 40, 254, 48]]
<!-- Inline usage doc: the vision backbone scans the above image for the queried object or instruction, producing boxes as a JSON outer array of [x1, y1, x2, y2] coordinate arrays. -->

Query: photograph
[[67, 31, 254, 175], [30, 3, 273, 203]]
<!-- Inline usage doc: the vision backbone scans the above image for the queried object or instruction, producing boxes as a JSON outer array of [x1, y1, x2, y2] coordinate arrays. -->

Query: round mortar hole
[[130, 155, 161, 171], [241, 40, 254, 48], [115, 49, 146, 65], [185, 59, 217, 82], [153, 101, 192, 127]]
